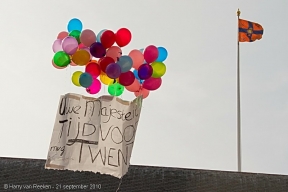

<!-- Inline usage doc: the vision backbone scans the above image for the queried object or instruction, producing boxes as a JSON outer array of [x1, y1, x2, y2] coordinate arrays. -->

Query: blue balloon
[[133, 69, 141, 80], [79, 73, 93, 88], [133, 69, 144, 83], [96, 29, 107, 43], [117, 56, 133, 73], [67, 18, 83, 33], [138, 79, 144, 84], [156, 47, 168, 62]]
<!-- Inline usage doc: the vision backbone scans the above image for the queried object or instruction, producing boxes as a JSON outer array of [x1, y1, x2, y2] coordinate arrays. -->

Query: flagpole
[[236, 8, 242, 172]]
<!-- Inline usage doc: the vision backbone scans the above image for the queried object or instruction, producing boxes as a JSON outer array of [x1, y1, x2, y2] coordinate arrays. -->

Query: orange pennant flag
[[239, 19, 263, 42]]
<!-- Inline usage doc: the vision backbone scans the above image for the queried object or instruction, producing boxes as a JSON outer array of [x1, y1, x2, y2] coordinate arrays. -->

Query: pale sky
[[0, 0, 288, 175]]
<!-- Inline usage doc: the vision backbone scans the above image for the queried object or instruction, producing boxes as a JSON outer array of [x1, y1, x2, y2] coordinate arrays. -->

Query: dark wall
[[0, 157, 288, 192]]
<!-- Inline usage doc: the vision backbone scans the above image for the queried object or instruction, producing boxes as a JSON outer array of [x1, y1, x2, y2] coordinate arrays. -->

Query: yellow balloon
[[100, 71, 118, 85], [72, 50, 90, 66], [151, 61, 166, 78], [72, 71, 83, 86]]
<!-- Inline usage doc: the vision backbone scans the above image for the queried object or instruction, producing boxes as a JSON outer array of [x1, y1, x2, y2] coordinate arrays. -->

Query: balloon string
[[111, 79, 118, 97], [70, 65, 72, 91], [140, 84, 143, 96], [66, 65, 69, 94]]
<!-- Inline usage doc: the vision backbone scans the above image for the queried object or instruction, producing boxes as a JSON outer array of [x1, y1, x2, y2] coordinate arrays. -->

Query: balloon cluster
[[52, 18, 168, 99]]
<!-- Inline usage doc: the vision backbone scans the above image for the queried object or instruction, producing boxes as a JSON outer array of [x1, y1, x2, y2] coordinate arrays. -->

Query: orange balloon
[[129, 49, 144, 70], [91, 59, 98, 63], [134, 88, 149, 99], [125, 79, 141, 92], [52, 60, 66, 69], [106, 46, 122, 62], [72, 50, 90, 66], [69, 56, 77, 66], [57, 31, 68, 40]]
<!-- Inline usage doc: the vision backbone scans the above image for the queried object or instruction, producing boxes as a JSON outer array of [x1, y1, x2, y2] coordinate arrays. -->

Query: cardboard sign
[[45, 93, 142, 178]]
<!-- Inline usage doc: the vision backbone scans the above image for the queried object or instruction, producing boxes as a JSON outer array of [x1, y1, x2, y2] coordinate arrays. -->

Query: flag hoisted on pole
[[236, 9, 263, 172]]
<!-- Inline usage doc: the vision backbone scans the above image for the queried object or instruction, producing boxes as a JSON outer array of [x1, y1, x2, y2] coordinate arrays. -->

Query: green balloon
[[108, 83, 124, 96], [69, 30, 81, 44], [53, 51, 70, 67], [151, 61, 166, 78]]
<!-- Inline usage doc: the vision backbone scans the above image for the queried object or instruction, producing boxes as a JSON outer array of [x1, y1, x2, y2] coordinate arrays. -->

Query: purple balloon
[[62, 36, 78, 55], [138, 64, 153, 80], [106, 63, 121, 79], [52, 39, 62, 53], [142, 77, 162, 91], [90, 42, 106, 58]]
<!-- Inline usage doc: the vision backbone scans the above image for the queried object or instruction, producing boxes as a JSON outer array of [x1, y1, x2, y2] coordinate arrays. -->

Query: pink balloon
[[62, 36, 78, 55], [70, 61, 77, 66], [144, 45, 159, 63], [125, 79, 141, 92], [52, 60, 66, 69], [142, 77, 162, 91], [80, 47, 92, 60], [134, 88, 149, 99], [80, 29, 96, 47], [129, 49, 144, 70], [86, 79, 101, 94], [78, 43, 86, 49], [52, 39, 62, 53], [57, 31, 68, 40], [106, 46, 122, 62]]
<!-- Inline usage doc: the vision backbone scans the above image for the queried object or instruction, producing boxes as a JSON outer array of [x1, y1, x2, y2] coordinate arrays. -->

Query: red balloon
[[142, 77, 162, 91], [57, 31, 68, 40], [98, 57, 115, 72], [134, 88, 149, 99], [115, 28, 132, 47], [100, 30, 116, 48], [85, 62, 101, 78], [119, 71, 135, 86], [125, 79, 141, 92]]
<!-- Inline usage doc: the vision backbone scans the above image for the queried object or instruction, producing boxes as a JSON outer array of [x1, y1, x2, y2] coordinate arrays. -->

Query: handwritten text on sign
[[45, 93, 142, 178]]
